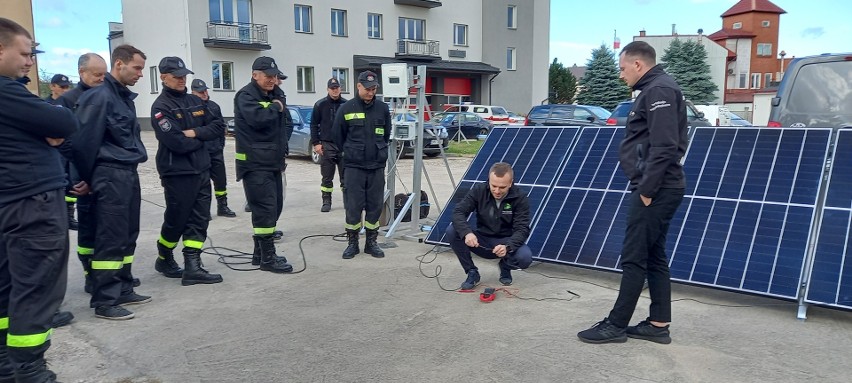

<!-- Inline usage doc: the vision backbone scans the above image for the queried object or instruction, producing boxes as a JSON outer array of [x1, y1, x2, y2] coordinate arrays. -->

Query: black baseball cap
[[327, 77, 341, 89], [50, 74, 71, 87], [158, 56, 193, 77], [278, 72, 288, 81], [358, 71, 379, 88], [191, 79, 208, 92], [252, 56, 283, 76]]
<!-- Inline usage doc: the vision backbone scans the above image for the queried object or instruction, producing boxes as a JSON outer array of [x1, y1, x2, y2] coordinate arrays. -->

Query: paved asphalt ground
[[47, 132, 852, 382]]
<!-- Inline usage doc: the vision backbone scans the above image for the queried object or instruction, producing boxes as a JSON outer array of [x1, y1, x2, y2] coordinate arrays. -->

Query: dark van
[[768, 53, 852, 128]]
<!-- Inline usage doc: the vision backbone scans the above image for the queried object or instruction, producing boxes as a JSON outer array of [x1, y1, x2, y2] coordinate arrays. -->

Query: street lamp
[[779, 50, 787, 79]]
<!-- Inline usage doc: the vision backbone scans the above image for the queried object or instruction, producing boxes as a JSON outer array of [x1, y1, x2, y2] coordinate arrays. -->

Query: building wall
[[482, 0, 550, 114], [121, 0, 504, 119], [635, 34, 727, 103], [0, 0, 40, 94]]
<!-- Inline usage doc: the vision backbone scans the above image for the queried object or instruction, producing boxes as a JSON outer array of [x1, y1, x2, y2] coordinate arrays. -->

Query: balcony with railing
[[394, 0, 442, 8], [203, 21, 271, 51], [396, 39, 441, 59]]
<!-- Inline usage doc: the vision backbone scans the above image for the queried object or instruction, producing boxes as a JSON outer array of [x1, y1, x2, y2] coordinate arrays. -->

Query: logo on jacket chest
[[501, 203, 513, 215]]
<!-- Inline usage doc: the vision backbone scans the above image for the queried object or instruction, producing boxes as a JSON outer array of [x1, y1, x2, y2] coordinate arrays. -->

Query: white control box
[[381, 63, 409, 98]]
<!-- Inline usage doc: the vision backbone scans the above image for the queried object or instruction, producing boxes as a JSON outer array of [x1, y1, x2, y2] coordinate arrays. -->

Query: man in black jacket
[[0, 17, 77, 382], [72, 44, 152, 321], [333, 71, 391, 259], [191, 78, 236, 218], [578, 41, 687, 345], [45, 73, 70, 103], [311, 77, 347, 212], [445, 162, 533, 290], [234, 56, 293, 274], [152, 57, 226, 286]]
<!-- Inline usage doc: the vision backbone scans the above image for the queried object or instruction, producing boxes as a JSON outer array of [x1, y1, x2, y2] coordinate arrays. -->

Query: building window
[[294, 4, 312, 33], [732, 22, 742, 29], [764, 73, 773, 87], [757, 43, 772, 56], [762, 20, 771, 27], [738, 72, 748, 89], [399, 17, 425, 41], [297, 66, 315, 93], [149, 66, 158, 93], [751, 73, 761, 89], [507, 5, 517, 29], [367, 13, 382, 39], [453, 24, 468, 46], [507, 47, 516, 70], [212, 61, 234, 90], [332, 67, 349, 93], [331, 9, 347, 37], [210, 0, 252, 23]]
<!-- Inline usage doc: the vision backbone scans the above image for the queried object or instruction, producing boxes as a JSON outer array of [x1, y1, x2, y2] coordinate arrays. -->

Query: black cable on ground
[[201, 232, 346, 274]]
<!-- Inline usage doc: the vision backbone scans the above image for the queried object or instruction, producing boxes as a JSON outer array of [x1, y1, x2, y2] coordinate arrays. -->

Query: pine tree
[[661, 39, 719, 104], [577, 44, 630, 110], [548, 58, 577, 104]]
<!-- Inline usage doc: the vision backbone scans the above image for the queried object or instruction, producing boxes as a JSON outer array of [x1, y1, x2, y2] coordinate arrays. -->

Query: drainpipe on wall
[[488, 72, 500, 104]]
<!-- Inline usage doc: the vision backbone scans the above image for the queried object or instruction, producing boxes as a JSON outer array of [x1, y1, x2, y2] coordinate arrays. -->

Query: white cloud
[[38, 16, 65, 28], [36, 48, 110, 81], [550, 41, 600, 67]]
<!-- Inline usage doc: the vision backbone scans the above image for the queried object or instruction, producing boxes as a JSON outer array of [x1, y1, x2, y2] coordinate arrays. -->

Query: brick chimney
[[639, 29, 646, 37]]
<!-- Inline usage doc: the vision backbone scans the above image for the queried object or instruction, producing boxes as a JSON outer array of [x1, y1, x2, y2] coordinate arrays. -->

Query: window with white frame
[[294, 4, 312, 33], [507, 5, 517, 29], [732, 22, 742, 29], [150, 66, 158, 93], [751, 73, 761, 89], [453, 24, 468, 46], [297, 66, 315, 92], [507, 47, 516, 70], [762, 20, 770, 27], [399, 17, 425, 41], [738, 72, 748, 89], [212, 61, 234, 90], [332, 67, 349, 93], [764, 73, 773, 86], [757, 43, 772, 56], [209, 0, 252, 24], [331, 9, 347, 37], [367, 13, 382, 39]]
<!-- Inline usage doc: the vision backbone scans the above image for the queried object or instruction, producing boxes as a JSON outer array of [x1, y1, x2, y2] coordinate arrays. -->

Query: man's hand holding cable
[[464, 232, 479, 248], [493, 244, 508, 258]]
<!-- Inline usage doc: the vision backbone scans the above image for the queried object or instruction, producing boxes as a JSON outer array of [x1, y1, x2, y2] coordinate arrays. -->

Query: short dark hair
[[0, 17, 32, 46], [621, 41, 656, 66], [490, 162, 514, 178], [111, 44, 146, 65]]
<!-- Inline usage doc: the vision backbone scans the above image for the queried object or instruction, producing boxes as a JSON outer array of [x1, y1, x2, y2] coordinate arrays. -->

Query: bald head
[[78, 52, 107, 87]]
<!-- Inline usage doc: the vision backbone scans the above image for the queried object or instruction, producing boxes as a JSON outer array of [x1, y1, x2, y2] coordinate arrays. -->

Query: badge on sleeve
[[158, 118, 172, 132]]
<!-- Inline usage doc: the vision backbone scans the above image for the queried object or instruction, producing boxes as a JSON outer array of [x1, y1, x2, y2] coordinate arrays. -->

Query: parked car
[[768, 53, 852, 128], [442, 104, 510, 125], [225, 106, 319, 164], [507, 111, 524, 124], [392, 111, 450, 157], [524, 104, 611, 126], [606, 99, 712, 127], [438, 112, 493, 139], [728, 112, 753, 126]]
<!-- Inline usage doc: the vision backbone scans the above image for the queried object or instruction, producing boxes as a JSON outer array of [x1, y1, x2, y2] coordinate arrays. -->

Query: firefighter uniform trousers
[[320, 141, 345, 193], [89, 164, 140, 308], [158, 171, 212, 252], [0, 189, 68, 367], [244, 170, 284, 235], [210, 149, 228, 198], [344, 167, 385, 231], [76, 194, 95, 286]]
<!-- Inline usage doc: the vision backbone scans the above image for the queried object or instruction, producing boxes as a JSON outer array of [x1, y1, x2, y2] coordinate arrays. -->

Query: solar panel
[[806, 129, 852, 309], [425, 126, 580, 245]]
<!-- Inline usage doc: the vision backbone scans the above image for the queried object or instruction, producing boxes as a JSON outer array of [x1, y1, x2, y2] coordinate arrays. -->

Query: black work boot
[[257, 235, 293, 273], [67, 201, 78, 231], [342, 229, 360, 259], [216, 195, 237, 217], [13, 359, 57, 383], [79, 252, 93, 294], [154, 242, 183, 278], [321, 191, 332, 212], [364, 229, 385, 258], [251, 235, 261, 266], [181, 248, 223, 285]]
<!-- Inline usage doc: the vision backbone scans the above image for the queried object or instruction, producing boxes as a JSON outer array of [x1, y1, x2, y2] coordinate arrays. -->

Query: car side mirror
[[771, 97, 780, 107], [697, 111, 705, 118]]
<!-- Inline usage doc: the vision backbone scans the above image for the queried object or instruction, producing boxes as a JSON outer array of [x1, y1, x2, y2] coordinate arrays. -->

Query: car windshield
[[299, 108, 311, 124], [611, 102, 632, 117], [586, 106, 612, 119], [441, 114, 458, 123]]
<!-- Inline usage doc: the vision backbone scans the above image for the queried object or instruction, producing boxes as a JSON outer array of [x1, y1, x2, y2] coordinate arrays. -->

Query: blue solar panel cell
[[791, 130, 830, 205], [824, 130, 852, 208], [806, 209, 850, 305]]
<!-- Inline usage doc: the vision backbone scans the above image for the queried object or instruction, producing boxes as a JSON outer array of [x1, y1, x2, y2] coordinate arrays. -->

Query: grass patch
[[446, 139, 484, 156]]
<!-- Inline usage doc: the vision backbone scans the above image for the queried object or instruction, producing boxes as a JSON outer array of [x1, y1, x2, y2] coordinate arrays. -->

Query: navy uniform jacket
[[331, 93, 391, 170], [233, 80, 292, 179], [0, 76, 77, 204], [151, 86, 225, 178], [310, 94, 347, 145], [451, 182, 531, 254], [203, 99, 226, 153], [72, 73, 148, 183], [57, 82, 92, 111], [618, 65, 688, 198]]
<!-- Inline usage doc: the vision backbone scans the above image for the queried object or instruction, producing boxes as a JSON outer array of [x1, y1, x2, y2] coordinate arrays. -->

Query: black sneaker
[[577, 318, 627, 344], [116, 292, 152, 306], [51, 311, 74, 328], [459, 269, 480, 290], [627, 320, 672, 344], [94, 305, 134, 320], [499, 260, 513, 286]]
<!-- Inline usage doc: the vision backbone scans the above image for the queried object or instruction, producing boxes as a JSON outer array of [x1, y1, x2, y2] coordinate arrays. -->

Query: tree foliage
[[661, 39, 719, 104], [548, 58, 577, 104], [576, 44, 630, 110]]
